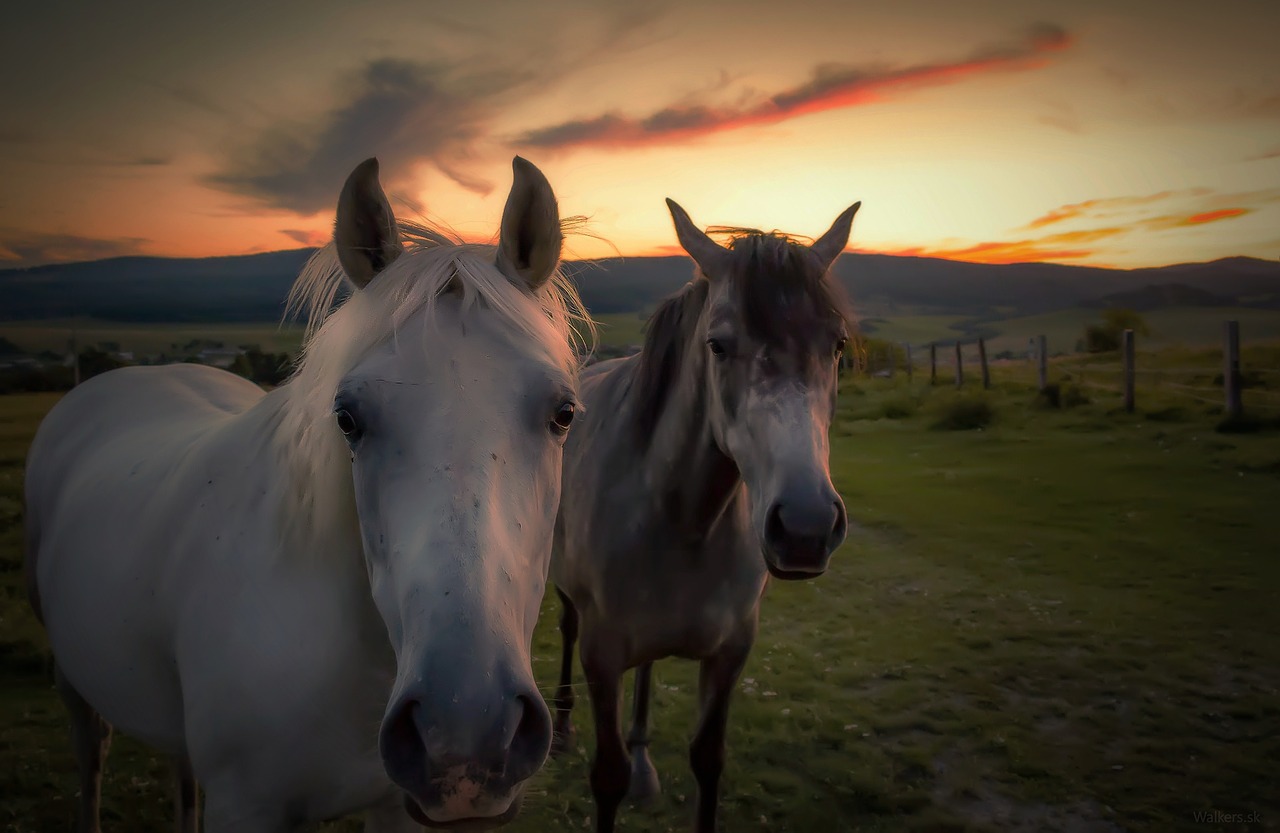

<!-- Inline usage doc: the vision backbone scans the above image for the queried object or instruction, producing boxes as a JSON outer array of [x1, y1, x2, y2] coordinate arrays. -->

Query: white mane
[[267, 220, 592, 560]]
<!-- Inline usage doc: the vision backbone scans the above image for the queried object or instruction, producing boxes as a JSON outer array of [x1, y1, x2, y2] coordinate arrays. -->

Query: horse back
[[24, 364, 265, 611]]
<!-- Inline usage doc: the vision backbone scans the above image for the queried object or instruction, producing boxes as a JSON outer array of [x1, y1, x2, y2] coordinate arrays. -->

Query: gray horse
[[550, 197, 860, 833]]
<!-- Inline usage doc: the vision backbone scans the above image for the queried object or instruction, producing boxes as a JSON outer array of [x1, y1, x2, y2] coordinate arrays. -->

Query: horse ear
[[811, 202, 861, 271], [496, 156, 563, 291], [665, 199, 728, 278], [334, 157, 403, 289]]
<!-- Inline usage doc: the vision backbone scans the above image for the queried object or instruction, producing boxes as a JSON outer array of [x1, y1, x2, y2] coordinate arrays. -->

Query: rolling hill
[[1, 248, 1277, 325]]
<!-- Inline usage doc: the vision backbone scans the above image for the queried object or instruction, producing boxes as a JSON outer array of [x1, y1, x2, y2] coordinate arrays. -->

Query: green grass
[[2, 351, 1279, 832], [589, 312, 650, 348], [856, 315, 971, 346]]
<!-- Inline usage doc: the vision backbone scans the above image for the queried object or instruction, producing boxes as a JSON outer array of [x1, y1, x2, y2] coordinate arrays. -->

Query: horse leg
[[580, 636, 628, 833], [689, 638, 753, 833], [625, 662, 660, 804], [54, 663, 113, 833], [173, 756, 199, 833], [550, 586, 579, 757]]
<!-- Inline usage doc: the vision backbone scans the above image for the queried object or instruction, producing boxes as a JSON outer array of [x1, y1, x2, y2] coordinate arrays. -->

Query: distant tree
[[229, 348, 294, 386], [228, 353, 254, 378], [1084, 307, 1150, 353], [77, 346, 132, 381], [0, 336, 24, 356], [1101, 308, 1151, 337]]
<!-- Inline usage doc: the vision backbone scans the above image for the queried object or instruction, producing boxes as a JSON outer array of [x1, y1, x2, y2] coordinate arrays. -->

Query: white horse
[[24, 156, 587, 832]]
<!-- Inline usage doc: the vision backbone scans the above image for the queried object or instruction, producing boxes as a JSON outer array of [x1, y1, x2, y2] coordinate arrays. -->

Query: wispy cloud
[[0, 230, 150, 268], [1024, 190, 1213, 229], [205, 58, 514, 214], [864, 197, 1259, 265], [1139, 208, 1252, 230], [278, 228, 328, 247], [515, 24, 1071, 151], [860, 226, 1126, 265]]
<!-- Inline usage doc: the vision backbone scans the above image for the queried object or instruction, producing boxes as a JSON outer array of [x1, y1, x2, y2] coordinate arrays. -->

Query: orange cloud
[[1140, 208, 1252, 230], [517, 24, 1070, 150], [847, 227, 1128, 265], [1024, 190, 1208, 229], [1184, 208, 1250, 224]]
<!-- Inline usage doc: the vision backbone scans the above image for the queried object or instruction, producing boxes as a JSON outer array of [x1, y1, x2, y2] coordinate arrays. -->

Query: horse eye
[[835, 336, 848, 355], [707, 338, 727, 358], [335, 408, 359, 438], [551, 402, 576, 435]]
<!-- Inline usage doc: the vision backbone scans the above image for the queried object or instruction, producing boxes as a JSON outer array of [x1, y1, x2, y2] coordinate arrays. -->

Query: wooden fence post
[[1223, 320, 1242, 418], [1122, 329, 1135, 414], [930, 343, 937, 386], [978, 338, 990, 390], [905, 343, 913, 382], [886, 344, 895, 378], [953, 342, 964, 389], [1036, 334, 1048, 392]]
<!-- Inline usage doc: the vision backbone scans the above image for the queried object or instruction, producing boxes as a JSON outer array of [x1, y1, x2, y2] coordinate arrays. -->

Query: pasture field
[[1, 351, 1278, 832], [0, 319, 305, 356], [590, 312, 650, 348], [861, 306, 1280, 357], [4, 306, 1279, 359]]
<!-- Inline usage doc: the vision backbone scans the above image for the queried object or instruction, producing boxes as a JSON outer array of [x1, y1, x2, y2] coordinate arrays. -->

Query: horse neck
[[245, 382, 364, 567], [634, 339, 742, 537]]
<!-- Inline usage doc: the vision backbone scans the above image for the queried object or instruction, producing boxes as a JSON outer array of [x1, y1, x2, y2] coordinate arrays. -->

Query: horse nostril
[[506, 692, 552, 783], [829, 500, 847, 545], [379, 699, 427, 791], [765, 502, 786, 547]]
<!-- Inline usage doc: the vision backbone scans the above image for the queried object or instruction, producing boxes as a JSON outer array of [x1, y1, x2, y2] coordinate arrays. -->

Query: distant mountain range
[[1, 248, 1277, 323]]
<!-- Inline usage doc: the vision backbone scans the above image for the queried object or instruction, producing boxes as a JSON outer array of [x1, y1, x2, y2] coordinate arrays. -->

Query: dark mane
[[631, 278, 710, 442], [714, 229, 851, 347], [630, 230, 851, 442]]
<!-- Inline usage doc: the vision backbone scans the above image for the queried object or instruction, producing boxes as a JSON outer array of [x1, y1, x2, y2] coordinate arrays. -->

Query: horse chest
[[598, 539, 766, 662]]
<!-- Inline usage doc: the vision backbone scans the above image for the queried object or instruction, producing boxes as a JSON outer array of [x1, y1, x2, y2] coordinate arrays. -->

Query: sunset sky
[[2, 0, 1278, 269]]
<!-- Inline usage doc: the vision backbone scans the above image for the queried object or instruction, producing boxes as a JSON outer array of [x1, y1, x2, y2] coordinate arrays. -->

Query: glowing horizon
[[2, 1, 1277, 271]]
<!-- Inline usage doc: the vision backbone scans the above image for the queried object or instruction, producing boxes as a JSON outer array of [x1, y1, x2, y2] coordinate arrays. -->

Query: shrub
[[879, 395, 919, 420], [1035, 383, 1088, 410], [930, 396, 994, 431], [1062, 384, 1090, 408], [1084, 324, 1119, 353], [1145, 406, 1189, 422]]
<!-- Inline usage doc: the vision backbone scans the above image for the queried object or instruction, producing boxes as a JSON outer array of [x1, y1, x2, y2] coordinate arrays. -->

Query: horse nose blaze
[[379, 685, 552, 809], [765, 496, 847, 574]]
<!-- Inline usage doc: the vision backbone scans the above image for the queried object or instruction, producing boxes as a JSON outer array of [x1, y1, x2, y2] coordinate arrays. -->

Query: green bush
[[879, 394, 920, 420], [930, 395, 994, 431], [1035, 382, 1088, 410]]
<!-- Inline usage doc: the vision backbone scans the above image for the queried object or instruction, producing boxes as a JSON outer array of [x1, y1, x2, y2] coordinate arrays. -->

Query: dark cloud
[[0, 231, 150, 268], [516, 24, 1072, 150], [278, 229, 327, 246], [205, 58, 519, 215]]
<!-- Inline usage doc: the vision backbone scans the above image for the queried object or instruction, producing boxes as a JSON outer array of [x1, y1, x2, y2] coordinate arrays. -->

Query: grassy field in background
[[0, 319, 305, 356], [861, 307, 1280, 358], [4, 305, 1279, 359], [2, 349, 1278, 832]]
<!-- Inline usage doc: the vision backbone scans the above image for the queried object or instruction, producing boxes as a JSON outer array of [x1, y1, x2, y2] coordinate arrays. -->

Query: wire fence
[[841, 319, 1280, 417]]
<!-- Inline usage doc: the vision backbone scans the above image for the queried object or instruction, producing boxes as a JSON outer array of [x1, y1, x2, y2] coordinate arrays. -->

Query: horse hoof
[[627, 764, 661, 805], [550, 727, 575, 758]]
